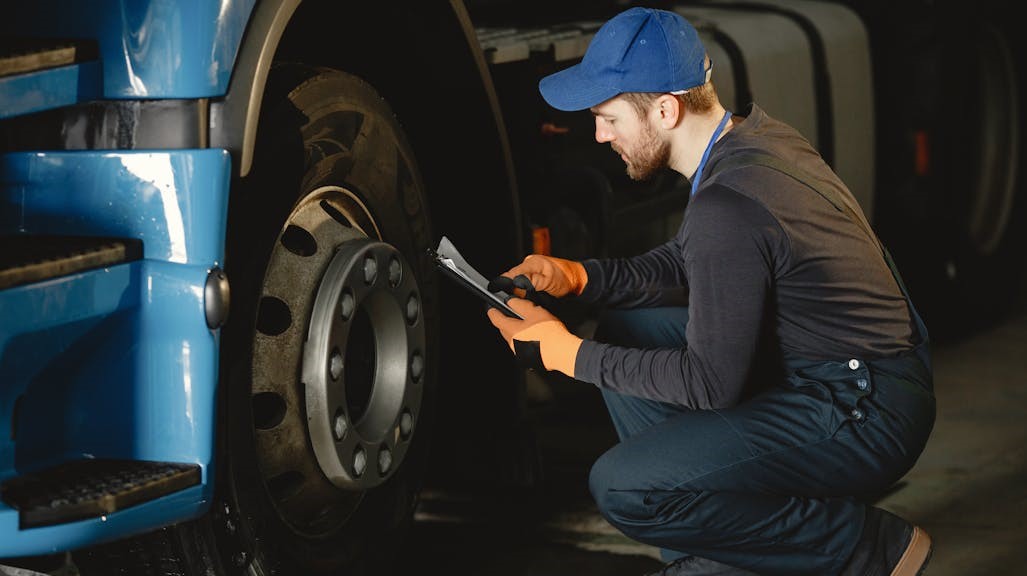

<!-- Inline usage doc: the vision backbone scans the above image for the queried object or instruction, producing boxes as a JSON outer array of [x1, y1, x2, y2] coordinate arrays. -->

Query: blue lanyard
[[690, 110, 733, 196]]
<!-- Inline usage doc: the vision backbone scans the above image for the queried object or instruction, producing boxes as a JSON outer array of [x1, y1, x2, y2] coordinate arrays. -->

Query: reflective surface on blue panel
[[0, 264, 139, 482], [132, 260, 220, 464], [0, 150, 231, 266], [0, 62, 102, 120], [0, 0, 257, 98], [0, 263, 219, 556], [0, 149, 229, 555], [9, 262, 219, 468]]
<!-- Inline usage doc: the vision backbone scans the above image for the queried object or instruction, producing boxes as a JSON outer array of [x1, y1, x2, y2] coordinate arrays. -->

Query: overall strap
[[691, 110, 734, 196], [710, 152, 929, 347]]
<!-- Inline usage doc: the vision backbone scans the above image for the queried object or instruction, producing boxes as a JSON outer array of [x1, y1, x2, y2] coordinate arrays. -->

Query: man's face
[[590, 97, 670, 181]]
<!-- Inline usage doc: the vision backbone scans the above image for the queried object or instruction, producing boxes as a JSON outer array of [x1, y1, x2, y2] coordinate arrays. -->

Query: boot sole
[[891, 526, 932, 576]]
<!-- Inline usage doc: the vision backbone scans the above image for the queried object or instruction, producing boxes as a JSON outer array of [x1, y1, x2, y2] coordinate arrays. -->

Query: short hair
[[620, 81, 718, 119]]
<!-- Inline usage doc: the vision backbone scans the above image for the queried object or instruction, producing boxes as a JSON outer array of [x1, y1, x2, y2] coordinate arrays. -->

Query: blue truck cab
[[0, 0, 246, 557], [0, 1, 528, 573]]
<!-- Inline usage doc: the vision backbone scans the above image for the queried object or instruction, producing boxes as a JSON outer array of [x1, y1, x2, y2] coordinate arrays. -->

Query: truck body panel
[[0, 61, 102, 120], [0, 0, 255, 99], [0, 150, 230, 554]]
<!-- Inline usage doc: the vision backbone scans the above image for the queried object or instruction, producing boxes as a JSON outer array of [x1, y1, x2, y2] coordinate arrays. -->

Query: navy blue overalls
[[587, 154, 937, 575]]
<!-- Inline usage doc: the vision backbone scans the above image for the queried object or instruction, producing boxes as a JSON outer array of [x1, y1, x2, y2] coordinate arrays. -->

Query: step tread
[[0, 39, 93, 78], [1, 459, 201, 528], [0, 236, 143, 290]]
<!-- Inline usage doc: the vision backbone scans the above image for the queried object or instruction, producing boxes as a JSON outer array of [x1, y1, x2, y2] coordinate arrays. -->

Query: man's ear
[[654, 94, 682, 129]]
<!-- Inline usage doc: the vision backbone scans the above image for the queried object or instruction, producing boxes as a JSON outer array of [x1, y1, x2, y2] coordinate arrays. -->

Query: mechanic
[[485, 7, 936, 576]]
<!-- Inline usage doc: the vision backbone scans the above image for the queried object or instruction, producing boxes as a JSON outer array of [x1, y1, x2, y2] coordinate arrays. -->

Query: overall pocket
[[785, 359, 875, 438]]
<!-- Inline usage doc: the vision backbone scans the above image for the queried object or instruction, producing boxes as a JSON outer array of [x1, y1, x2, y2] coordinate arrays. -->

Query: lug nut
[[389, 258, 402, 287], [406, 295, 419, 323], [353, 446, 367, 477], [400, 411, 413, 438], [333, 409, 347, 441], [330, 349, 343, 380], [340, 291, 355, 320], [410, 353, 423, 381], [378, 446, 392, 474], [363, 256, 378, 284]]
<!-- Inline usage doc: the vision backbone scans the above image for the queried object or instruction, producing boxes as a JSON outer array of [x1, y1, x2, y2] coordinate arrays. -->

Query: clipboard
[[430, 236, 524, 320]]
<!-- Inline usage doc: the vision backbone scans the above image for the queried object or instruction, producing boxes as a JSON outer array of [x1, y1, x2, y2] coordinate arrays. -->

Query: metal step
[[0, 39, 92, 78], [0, 460, 201, 529], [0, 236, 143, 290]]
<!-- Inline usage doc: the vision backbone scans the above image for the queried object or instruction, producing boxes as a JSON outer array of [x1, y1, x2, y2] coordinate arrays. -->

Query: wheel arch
[[211, 0, 524, 269]]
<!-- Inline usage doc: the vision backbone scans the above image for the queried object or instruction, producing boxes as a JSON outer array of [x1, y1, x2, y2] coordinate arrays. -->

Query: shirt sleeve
[[577, 238, 689, 308], [574, 186, 786, 408]]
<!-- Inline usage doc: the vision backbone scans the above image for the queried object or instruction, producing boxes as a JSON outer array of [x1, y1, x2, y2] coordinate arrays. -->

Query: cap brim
[[539, 64, 621, 112]]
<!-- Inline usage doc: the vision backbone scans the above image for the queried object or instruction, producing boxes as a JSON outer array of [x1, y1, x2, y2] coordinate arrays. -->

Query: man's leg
[[591, 307, 752, 571], [592, 307, 691, 563], [591, 306, 692, 441], [587, 354, 935, 575]]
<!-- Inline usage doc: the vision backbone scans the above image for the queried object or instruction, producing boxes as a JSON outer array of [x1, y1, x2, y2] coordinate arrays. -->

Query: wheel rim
[[250, 185, 426, 533]]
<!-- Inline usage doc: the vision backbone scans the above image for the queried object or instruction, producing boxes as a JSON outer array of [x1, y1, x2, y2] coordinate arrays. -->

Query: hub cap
[[303, 239, 424, 489]]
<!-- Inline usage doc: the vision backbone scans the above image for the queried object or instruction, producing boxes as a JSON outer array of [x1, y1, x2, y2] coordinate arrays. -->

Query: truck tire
[[873, 9, 1026, 341], [74, 64, 438, 576]]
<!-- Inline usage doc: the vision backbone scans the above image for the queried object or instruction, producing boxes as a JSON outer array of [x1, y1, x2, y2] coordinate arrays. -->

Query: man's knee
[[589, 450, 624, 515], [589, 449, 709, 548], [588, 448, 650, 527]]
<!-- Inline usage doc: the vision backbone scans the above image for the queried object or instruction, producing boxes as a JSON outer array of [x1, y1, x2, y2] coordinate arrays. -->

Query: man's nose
[[594, 119, 614, 143]]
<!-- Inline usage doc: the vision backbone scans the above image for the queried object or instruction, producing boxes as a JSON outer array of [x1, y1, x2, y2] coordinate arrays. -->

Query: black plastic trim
[[0, 99, 206, 152]]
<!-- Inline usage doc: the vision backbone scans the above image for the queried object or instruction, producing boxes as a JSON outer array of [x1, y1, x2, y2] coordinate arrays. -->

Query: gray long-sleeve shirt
[[573, 104, 914, 409]]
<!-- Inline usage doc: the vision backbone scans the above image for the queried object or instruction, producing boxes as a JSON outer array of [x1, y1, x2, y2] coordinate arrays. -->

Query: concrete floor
[[403, 299, 1027, 575]]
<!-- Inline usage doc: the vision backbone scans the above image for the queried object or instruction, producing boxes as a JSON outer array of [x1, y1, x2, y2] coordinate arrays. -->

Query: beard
[[613, 119, 671, 181]]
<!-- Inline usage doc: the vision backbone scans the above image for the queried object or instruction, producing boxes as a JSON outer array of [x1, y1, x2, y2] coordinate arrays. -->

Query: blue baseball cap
[[539, 7, 710, 112]]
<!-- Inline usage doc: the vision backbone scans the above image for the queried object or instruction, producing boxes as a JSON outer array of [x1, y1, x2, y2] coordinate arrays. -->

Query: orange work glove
[[498, 254, 588, 298], [486, 298, 582, 377]]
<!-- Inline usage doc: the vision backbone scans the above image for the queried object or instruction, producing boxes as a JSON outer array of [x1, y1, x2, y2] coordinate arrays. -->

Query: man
[[485, 6, 936, 576]]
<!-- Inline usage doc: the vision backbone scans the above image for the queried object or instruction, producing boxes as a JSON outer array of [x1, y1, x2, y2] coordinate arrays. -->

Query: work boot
[[643, 555, 759, 575], [842, 506, 932, 576]]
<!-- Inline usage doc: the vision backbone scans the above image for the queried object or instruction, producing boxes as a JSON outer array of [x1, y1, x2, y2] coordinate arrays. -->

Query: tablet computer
[[430, 236, 524, 320]]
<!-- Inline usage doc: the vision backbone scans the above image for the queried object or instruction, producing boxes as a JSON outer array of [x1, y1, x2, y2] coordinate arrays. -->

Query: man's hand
[[493, 254, 588, 298], [486, 298, 582, 377]]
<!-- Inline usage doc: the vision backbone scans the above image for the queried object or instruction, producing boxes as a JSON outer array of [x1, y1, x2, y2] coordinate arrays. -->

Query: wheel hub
[[302, 239, 425, 489]]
